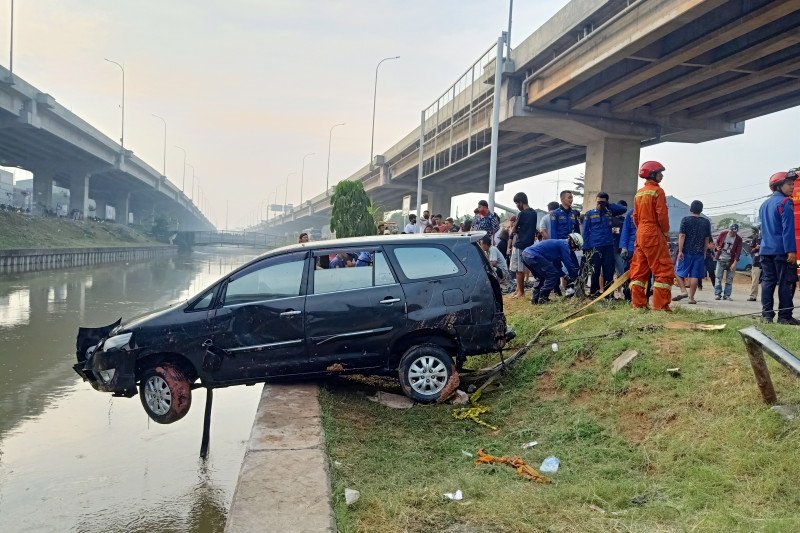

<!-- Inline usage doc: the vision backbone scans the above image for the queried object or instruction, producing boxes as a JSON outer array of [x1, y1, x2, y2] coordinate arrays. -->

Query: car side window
[[313, 251, 396, 294], [224, 258, 304, 305], [188, 288, 215, 311], [392, 246, 460, 280], [374, 251, 395, 286]]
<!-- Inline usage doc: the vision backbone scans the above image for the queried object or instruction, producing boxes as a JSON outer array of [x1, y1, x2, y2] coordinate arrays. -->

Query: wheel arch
[[136, 351, 198, 383], [389, 329, 459, 369]]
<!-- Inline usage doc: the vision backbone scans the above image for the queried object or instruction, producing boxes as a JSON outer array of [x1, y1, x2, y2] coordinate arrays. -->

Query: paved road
[[671, 271, 762, 316]]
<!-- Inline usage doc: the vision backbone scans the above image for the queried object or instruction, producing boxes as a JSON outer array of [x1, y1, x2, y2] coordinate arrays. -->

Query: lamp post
[[104, 58, 125, 149], [186, 163, 195, 201], [369, 55, 400, 170], [300, 153, 314, 206], [284, 172, 297, 211], [9, 0, 14, 76], [174, 145, 187, 193], [326, 122, 345, 196], [151, 114, 167, 177]]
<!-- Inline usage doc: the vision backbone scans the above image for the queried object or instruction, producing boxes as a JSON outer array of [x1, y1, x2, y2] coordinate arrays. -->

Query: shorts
[[675, 252, 706, 279], [509, 248, 528, 274]]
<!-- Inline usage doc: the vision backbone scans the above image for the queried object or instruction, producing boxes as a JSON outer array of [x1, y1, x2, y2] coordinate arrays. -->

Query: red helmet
[[639, 161, 665, 179], [768, 171, 797, 190]]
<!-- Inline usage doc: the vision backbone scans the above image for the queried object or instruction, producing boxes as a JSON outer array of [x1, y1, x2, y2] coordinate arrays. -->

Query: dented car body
[[74, 232, 510, 422]]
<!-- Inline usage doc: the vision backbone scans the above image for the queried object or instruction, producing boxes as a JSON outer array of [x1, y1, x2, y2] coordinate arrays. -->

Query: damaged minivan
[[74, 233, 511, 423]]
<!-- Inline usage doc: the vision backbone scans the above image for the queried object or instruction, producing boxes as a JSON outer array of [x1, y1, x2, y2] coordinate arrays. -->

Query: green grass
[[321, 298, 800, 532], [0, 211, 163, 249]]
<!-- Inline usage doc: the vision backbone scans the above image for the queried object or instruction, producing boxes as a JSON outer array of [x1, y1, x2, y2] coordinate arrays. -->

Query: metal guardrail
[[739, 326, 800, 405], [190, 231, 285, 248]]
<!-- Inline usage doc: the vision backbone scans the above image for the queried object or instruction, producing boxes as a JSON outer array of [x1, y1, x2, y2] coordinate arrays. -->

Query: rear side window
[[393, 246, 460, 280], [313, 251, 397, 294]]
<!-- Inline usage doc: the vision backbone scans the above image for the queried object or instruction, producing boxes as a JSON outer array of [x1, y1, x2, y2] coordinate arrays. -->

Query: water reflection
[[0, 248, 262, 532], [0, 287, 30, 327]]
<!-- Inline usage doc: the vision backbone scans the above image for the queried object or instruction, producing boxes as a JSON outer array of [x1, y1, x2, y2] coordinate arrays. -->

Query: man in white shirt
[[404, 214, 418, 234], [480, 235, 510, 287], [537, 202, 559, 240]]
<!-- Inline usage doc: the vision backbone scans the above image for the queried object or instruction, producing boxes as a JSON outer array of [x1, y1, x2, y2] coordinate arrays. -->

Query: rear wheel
[[139, 363, 192, 424], [398, 344, 455, 403]]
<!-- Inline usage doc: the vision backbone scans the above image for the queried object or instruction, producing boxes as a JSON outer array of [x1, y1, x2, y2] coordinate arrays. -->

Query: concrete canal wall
[[0, 245, 177, 274], [225, 383, 335, 533]]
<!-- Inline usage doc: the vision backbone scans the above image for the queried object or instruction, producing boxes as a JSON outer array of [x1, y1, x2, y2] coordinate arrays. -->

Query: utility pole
[[9, 0, 14, 76], [326, 122, 345, 195], [487, 32, 507, 213], [104, 58, 125, 149], [369, 56, 400, 169]]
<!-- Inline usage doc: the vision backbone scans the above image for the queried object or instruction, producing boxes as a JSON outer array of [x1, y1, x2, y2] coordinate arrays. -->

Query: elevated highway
[[267, 0, 800, 233], [0, 66, 213, 231]]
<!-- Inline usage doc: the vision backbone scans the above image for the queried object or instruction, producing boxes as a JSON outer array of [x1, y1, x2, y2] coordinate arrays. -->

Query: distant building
[[666, 196, 690, 233], [0, 169, 13, 205]]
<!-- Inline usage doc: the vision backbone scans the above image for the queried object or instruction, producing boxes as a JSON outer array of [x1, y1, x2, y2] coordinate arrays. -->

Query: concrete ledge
[[225, 383, 335, 533], [0, 245, 176, 274]]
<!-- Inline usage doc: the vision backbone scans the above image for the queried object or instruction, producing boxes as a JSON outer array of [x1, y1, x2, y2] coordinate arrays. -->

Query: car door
[[305, 248, 406, 372], [207, 251, 309, 383]]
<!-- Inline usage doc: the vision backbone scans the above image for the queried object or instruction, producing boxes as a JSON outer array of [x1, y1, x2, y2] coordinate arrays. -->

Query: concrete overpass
[[0, 65, 213, 231], [266, 0, 800, 233]]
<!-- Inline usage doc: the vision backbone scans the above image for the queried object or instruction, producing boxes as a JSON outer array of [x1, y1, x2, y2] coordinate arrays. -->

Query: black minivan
[[73, 233, 509, 423]]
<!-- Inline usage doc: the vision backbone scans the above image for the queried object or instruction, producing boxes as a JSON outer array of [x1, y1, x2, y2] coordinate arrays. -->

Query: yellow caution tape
[[451, 404, 498, 430]]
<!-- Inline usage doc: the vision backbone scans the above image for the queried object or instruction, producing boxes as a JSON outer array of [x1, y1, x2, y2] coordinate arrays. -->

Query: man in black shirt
[[508, 192, 537, 298], [673, 200, 712, 304]]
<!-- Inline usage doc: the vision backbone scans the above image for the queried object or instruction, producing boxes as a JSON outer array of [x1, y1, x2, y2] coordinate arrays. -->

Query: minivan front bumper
[[73, 321, 138, 397]]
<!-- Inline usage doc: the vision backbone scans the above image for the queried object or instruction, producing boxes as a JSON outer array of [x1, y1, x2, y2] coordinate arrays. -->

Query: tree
[[716, 216, 751, 230], [572, 173, 585, 211], [329, 181, 375, 238]]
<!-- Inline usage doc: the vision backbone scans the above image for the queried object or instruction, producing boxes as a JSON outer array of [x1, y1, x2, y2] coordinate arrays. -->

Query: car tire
[[139, 363, 192, 424], [398, 344, 456, 404]]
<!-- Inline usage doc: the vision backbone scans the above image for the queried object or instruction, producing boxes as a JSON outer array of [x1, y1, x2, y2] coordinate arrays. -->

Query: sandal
[[672, 293, 689, 301], [688, 299, 697, 304]]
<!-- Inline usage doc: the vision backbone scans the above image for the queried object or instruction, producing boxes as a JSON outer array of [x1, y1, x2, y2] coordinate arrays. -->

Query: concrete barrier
[[225, 383, 335, 533], [0, 245, 177, 274]]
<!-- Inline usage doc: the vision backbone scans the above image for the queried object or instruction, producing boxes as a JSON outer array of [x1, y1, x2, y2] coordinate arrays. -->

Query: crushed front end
[[73, 319, 138, 397]]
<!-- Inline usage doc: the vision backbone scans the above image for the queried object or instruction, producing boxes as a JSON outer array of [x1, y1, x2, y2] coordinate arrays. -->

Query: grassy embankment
[[0, 211, 162, 250], [321, 297, 800, 532]]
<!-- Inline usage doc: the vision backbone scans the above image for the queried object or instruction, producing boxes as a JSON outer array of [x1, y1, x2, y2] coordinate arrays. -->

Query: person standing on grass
[[582, 192, 628, 296], [673, 200, 712, 304], [508, 192, 537, 299], [479, 235, 510, 288], [748, 227, 761, 302], [759, 170, 798, 325], [713, 223, 743, 300], [538, 201, 559, 240]]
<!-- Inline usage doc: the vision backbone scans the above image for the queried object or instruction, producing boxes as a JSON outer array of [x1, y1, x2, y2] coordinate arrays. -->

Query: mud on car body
[[74, 232, 512, 423]]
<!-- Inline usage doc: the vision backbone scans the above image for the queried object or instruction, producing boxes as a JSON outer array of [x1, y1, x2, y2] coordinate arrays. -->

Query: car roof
[[260, 231, 487, 260]]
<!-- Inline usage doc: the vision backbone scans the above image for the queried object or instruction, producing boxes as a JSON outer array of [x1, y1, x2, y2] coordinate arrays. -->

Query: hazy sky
[[2, 1, 798, 228]]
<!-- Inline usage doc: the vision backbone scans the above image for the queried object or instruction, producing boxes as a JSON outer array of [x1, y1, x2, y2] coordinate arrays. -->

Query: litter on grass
[[521, 441, 538, 449], [475, 449, 552, 484], [345, 488, 360, 506], [667, 367, 681, 377], [452, 404, 498, 430], [444, 490, 463, 501], [664, 321, 726, 331], [461, 450, 474, 458], [540, 456, 560, 473], [551, 343, 559, 352]]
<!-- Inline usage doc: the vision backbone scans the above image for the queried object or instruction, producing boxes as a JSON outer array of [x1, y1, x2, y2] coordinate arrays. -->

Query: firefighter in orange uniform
[[629, 161, 675, 310]]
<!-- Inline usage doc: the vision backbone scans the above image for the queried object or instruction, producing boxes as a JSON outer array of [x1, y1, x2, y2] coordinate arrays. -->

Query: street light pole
[[285, 172, 297, 210], [9, 0, 14, 76], [151, 114, 167, 176], [370, 56, 400, 170], [186, 163, 195, 201], [175, 145, 187, 193], [326, 122, 345, 196], [300, 153, 314, 206], [104, 58, 125, 149]]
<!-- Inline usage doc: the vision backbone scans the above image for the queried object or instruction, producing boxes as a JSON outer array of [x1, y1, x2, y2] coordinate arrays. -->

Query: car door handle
[[279, 310, 302, 317], [380, 297, 401, 304]]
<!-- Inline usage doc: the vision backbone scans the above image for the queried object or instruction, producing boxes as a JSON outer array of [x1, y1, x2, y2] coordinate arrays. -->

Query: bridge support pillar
[[115, 193, 130, 225], [584, 137, 640, 207], [32, 171, 54, 216], [69, 174, 90, 219], [94, 197, 107, 220], [426, 191, 451, 217]]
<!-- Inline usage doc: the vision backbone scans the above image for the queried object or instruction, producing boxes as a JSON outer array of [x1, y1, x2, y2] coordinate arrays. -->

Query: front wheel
[[139, 364, 192, 424], [398, 344, 455, 403]]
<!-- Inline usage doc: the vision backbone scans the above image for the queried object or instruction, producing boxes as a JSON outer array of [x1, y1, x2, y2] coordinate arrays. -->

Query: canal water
[[0, 249, 264, 532]]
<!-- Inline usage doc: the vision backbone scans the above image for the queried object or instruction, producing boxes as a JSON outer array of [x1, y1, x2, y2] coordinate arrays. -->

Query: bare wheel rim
[[407, 355, 448, 396], [144, 375, 172, 416]]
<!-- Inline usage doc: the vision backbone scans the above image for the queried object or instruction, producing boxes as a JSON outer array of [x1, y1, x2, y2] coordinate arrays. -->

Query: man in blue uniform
[[582, 192, 628, 296], [759, 170, 798, 325], [522, 233, 582, 304], [550, 190, 581, 240]]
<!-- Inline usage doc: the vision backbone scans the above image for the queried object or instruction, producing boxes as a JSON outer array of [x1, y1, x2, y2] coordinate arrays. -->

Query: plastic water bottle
[[540, 456, 560, 473]]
